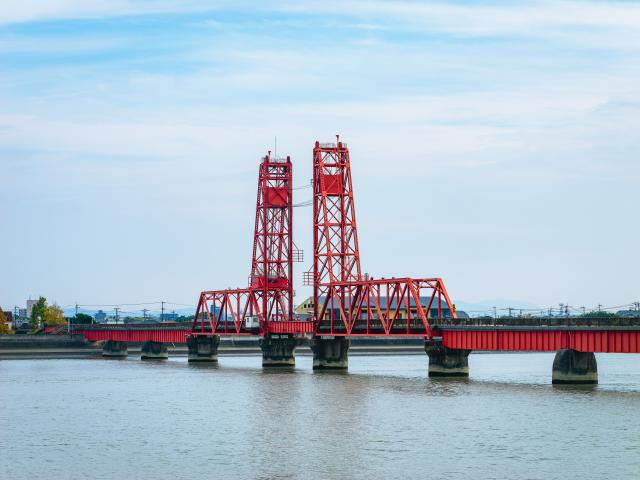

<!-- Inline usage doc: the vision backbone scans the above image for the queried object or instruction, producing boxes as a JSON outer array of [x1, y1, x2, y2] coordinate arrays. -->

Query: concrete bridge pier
[[552, 349, 598, 384], [102, 340, 128, 358], [259, 335, 297, 367], [424, 340, 471, 377], [187, 335, 220, 363], [141, 341, 168, 360], [310, 337, 350, 370]]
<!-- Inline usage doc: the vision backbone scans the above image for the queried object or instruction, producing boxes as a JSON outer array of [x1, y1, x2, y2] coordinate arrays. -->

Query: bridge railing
[[434, 316, 640, 328], [70, 323, 192, 331]]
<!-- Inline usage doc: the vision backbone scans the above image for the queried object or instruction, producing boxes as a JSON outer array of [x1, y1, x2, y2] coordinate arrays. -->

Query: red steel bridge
[[72, 138, 640, 382]]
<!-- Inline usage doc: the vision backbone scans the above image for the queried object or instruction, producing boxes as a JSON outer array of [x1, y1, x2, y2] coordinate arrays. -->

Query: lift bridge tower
[[189, 152, 310, 365], [189, 138, 456, 367]]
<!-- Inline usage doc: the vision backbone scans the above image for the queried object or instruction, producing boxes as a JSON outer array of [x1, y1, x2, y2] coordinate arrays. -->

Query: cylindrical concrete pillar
[[424, 340, 470, 377], [102, 340, 128, 358], [552, 349, 598, 384], [187, 335, 220, 363], [310, 336, 350, 370], [141, 341, 168, 360], [259, 335, 297, 367]]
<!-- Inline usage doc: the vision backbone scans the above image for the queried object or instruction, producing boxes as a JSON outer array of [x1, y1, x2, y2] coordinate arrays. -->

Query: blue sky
[[1, 1, 639, 314]]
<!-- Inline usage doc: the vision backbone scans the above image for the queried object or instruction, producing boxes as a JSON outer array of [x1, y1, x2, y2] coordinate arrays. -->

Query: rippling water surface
[[1, 353, 639, 480]]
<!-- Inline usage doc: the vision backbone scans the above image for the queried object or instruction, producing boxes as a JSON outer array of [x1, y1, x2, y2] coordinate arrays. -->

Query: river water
[[1, 353, 639, 480]]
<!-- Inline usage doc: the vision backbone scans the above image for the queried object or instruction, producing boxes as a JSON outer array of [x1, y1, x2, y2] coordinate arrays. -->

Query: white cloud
[[285, 1, 640, 33], [0, 0, 225, 25], [2, 0, 639, 307], [6, 0, 640, 45], [2, 85, 636, 180], [281, 1, 640, 48]]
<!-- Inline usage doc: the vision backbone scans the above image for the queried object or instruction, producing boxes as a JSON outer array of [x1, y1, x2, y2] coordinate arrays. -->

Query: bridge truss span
[[190, 152, 304, 338], [192, 288, 314, 336], [310, 137, 457, 337], [316, 277, 456, 337]]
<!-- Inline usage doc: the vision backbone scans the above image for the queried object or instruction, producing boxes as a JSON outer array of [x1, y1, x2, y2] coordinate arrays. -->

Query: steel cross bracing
[[191, 138, 457, 339], [316, 277, 455, 337], [309, 137, 457, 337], [249, 154, 294, 321], [191, 154, 304, 336], [309, 139, 362, 303]]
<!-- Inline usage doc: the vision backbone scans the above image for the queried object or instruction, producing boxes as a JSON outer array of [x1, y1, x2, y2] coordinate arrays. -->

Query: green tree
[[43, 305, 66, 325], [73, 313, 93, 325], [581, 311, 618, 318], [0, 308, 13, 335], [29, 296, 47, 331]]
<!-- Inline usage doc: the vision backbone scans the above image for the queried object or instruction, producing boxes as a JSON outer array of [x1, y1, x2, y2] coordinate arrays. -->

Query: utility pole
[[161, 301, 165, 322], [493, 306, 497, 319], [581, 306, 586, 315], [114, 307, 120, 324], [143, 308, 148, 321], [507, 307, 513, 318], [70, 303, 78, 334], [597, 304, 602, 314]]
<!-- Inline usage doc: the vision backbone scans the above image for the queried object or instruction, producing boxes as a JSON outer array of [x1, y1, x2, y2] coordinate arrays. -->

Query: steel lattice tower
[[249, 153, 294, 324], [311, 137, 362, 321], [310, 137, 456, 336]]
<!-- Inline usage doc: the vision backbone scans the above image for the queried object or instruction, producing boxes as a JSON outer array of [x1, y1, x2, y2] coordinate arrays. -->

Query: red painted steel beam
[[440, 329, 640, 353], [314, 277, 456, 336], [72, 329, 190, 343]]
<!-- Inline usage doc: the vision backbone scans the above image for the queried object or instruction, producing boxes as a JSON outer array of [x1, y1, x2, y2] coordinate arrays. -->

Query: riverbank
[[0, 335, 427, 359]]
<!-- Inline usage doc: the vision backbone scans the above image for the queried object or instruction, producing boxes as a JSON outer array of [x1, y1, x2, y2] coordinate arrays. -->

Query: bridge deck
[[436, 327, 639, 353], [69, 317, 640, 353], [434, 317, 640, 353]]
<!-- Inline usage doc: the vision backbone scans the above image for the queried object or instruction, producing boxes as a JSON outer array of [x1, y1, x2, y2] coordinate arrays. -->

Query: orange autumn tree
[[43, 304, 67, 325], [0, 308, 13, 334]]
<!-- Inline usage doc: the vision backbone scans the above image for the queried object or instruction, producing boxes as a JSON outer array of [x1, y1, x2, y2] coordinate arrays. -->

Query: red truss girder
[[192, 288, 312, 336], [315, 277, 456, 337]]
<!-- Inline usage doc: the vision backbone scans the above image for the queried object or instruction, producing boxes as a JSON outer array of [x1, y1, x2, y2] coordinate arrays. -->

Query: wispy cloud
[[0, 0, 223, 25], [283, 1, 640, 37], [1, 1, 639, 306]]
